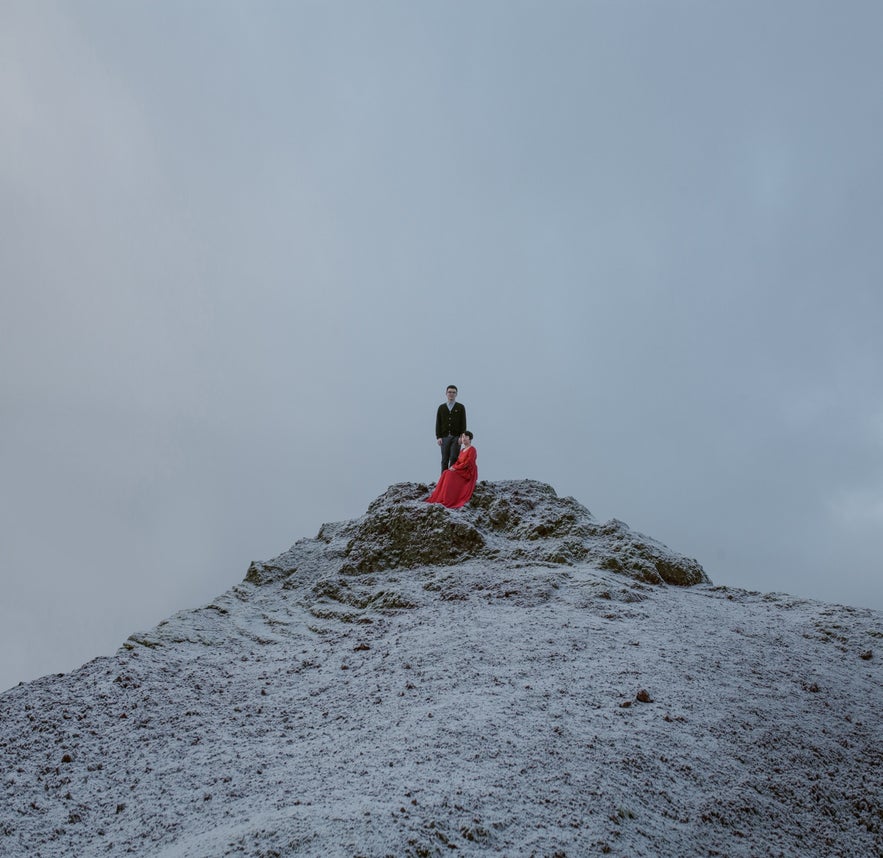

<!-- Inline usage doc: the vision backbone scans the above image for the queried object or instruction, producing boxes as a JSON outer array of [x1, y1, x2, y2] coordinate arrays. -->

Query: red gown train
[[425, 445, 478, 509]]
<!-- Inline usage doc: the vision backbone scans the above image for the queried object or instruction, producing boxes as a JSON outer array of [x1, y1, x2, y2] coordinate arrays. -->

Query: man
[[435, 385, 467, 473]]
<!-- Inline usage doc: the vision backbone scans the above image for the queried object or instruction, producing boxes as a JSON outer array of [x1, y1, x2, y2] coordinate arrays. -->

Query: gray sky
[[2, 1, 882, 693]]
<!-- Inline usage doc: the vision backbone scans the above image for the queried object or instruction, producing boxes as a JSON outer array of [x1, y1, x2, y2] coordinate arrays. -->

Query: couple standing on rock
[[425, 384, 477, 509]]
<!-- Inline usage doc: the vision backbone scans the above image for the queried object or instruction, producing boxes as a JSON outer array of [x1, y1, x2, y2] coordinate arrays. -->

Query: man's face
[[446, 387, 457, 403]]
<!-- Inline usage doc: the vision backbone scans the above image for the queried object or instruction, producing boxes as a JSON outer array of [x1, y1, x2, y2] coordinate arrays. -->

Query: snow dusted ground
[[1, 481, 881, 857]]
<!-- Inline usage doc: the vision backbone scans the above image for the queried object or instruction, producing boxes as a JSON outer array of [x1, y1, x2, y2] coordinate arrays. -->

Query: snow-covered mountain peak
[[125, 479, 707, 653], [2, 481, 880, 857]]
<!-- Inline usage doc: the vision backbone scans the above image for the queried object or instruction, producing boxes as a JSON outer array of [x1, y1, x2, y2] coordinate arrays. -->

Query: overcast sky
[[2, 1, 882, 693]]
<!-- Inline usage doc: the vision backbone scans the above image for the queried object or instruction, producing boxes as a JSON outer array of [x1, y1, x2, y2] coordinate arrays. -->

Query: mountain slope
[[1, 481, 880, 857]]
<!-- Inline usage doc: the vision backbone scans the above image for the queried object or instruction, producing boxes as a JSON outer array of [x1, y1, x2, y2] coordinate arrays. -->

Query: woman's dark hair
[[463, 430, 474, 440]]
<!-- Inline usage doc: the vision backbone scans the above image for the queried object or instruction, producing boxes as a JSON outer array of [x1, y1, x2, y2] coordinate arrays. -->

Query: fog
[[2, 1, 882, 692]]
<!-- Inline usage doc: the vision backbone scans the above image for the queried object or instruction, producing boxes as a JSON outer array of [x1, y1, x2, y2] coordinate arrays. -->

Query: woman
[[425, 431, 477, 509]]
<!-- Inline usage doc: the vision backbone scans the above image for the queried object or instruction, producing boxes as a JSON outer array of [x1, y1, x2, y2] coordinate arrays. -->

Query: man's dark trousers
[[440, 436, 460, 472]]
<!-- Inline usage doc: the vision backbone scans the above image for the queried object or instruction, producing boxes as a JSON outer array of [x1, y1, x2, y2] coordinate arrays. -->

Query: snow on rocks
[[1, 480, 881, 857]]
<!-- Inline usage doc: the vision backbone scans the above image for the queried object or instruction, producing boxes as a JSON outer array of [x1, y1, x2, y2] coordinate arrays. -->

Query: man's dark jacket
[[436, 402, 467, 438]]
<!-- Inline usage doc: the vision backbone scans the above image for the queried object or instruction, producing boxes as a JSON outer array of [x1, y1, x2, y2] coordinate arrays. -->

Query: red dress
[[425, 445, 478, 509]]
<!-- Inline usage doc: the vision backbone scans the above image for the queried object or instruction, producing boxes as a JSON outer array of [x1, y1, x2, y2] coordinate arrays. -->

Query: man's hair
[[446, 385, 458, 393], [463, 430, 473, 440]]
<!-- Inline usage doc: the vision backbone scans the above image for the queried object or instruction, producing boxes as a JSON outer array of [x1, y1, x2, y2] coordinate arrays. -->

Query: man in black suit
[[436, 385, 467, 473]]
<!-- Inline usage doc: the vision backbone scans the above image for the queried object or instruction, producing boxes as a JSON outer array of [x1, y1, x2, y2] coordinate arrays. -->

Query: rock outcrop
[[217, 479, 708, 631], [250, 478, 706, 584]]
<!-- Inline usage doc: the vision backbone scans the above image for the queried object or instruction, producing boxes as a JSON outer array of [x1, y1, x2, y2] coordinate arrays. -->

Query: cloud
[[3, 1, 883, 694]]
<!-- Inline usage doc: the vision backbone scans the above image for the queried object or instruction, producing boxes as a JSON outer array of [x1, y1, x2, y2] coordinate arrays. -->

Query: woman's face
[[460, 433, 471, 447]]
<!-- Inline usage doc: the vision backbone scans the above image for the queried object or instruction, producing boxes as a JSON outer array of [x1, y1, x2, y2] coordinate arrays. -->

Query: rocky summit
[[1, 481, 881, 857]]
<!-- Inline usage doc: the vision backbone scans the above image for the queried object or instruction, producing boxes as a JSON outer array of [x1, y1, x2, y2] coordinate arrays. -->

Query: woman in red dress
[[425, 431, 477, 509]]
